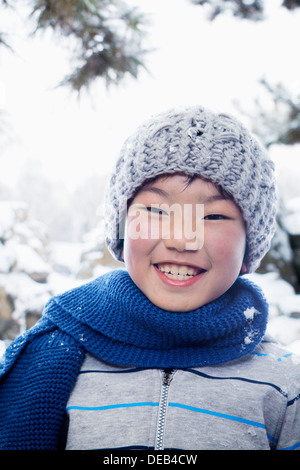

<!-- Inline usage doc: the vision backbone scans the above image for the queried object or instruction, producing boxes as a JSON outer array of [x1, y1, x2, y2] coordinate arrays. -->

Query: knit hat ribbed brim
[[104, 105, 277, 273]]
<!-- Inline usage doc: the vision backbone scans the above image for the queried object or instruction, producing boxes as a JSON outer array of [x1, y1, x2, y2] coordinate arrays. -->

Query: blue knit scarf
[[42, 269, 268, 368]]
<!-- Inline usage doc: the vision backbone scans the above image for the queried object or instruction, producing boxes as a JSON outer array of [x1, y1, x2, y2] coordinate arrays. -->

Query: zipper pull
[[162, 368, 175, 386]]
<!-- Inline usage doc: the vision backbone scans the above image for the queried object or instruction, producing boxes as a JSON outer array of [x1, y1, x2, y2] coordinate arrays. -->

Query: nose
[[162, 206, 204, 252]]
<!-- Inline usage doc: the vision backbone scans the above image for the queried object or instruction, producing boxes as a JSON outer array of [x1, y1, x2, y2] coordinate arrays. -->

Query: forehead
[[136, 173, 229, 200]]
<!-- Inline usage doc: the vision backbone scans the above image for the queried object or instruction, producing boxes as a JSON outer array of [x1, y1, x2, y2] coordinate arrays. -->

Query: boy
[[0, 106, 299, 450]]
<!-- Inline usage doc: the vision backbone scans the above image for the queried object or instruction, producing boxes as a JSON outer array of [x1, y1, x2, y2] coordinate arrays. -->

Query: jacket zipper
[[155, 368, 175, 450]]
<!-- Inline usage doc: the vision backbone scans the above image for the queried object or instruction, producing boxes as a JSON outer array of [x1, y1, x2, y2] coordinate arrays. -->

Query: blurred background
[[0, 0, 300, 354]]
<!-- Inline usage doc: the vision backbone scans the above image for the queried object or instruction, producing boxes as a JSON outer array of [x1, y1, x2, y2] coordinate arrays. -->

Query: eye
[[146, 206, 168, 216], [204, 214, 229, 220]]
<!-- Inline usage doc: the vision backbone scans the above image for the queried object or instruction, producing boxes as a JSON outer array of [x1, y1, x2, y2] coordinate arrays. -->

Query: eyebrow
[[201, 194, 227, 204]]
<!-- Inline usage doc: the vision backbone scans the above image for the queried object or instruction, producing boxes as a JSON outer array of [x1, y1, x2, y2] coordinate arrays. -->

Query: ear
[[240, 262, 247, 274]]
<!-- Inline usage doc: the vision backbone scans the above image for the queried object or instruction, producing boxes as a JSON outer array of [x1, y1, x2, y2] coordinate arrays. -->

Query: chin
[[151, 297, 204, 313]]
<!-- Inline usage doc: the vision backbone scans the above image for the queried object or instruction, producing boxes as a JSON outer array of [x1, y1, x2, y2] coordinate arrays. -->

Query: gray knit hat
[[104, 105, 277, 273]]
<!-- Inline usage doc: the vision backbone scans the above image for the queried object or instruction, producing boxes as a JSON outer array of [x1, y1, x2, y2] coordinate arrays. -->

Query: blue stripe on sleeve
[[278, 441, 300, 450]]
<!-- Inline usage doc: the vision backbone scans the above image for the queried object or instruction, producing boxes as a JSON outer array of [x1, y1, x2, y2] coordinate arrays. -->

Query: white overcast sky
[[0, 0, 299, 195]]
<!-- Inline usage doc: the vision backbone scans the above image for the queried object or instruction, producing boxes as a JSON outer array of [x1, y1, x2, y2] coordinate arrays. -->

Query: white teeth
[[157, 263, 200, 280], [178, 266, 189, 275]]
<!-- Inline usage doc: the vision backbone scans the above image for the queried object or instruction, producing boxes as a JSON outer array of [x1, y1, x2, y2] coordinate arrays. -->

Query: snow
[[0, 340, 5, 358], [8, 242, 51, 275], [0, 201, 28, 233], [267, 316, 300, 349], [243, 307, 258, 321], [247, 272, 296, 314], [50, 241, 83, 275], [283, 210, 300, 236], [247, 272, 300, 355], [0, 242, 14, 272], [0, 272, 51, 330]]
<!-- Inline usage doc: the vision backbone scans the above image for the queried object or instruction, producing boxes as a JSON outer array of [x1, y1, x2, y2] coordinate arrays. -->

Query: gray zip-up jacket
[[65, 335, 300, 450]]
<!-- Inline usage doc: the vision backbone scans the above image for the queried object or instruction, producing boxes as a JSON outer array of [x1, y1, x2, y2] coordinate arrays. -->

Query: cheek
[[123, 218, 157, 263], [206, 226, 246, 263], [125, 213, 150, 241], [124, 237, 154, 259]]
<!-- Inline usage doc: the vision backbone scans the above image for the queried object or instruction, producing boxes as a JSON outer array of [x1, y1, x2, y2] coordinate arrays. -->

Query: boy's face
[[122, 174, 246, 312]]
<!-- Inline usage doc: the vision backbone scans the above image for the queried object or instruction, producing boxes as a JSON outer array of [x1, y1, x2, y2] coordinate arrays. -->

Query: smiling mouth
[[155, 263, 206, 281]]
